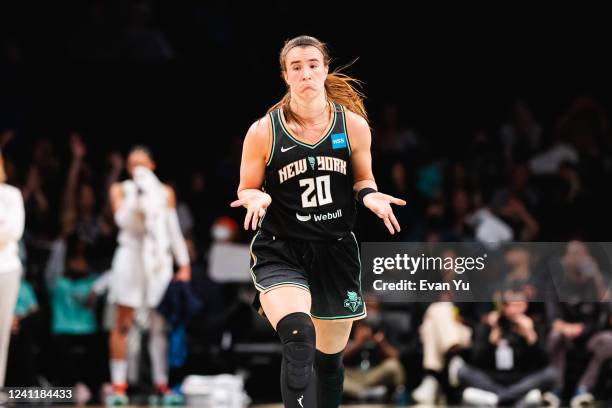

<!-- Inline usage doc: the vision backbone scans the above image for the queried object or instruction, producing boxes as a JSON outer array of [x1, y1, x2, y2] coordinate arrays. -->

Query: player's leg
[[148, 310, 168, 389], [260, 286, 316, 408], [0, 269, 20, 388], [308, 234, 366, 408], [312, 319, 353, 408], [107, 246, 146, 404], [109, 304, 134, 397], [144, 253, 177, 403]]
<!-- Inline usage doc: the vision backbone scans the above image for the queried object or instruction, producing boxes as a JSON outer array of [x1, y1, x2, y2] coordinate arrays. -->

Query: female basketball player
[[231, 36, 406, 408], [107, 147, 190, 406], [0, 149, 25, 390]]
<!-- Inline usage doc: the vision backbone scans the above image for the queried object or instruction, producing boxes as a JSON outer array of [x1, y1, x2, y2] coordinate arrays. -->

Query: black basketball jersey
[[259, 101, 357, 240]]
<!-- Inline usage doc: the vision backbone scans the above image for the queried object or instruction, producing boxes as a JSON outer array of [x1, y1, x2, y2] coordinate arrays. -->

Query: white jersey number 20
[[299, 175, 333, 208]]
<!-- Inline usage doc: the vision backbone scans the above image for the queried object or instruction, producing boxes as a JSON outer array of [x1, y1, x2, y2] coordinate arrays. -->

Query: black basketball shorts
[[249, 231, 366, 320]]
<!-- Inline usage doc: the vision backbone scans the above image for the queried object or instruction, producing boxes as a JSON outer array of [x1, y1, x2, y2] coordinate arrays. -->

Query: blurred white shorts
[[108, 245, 172, 309]]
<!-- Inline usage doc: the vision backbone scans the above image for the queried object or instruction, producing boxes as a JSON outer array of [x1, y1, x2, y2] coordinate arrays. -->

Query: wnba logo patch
[[343, 291, 362, 313], [331, 133, 347, 149], [308, 156, 316, 170]]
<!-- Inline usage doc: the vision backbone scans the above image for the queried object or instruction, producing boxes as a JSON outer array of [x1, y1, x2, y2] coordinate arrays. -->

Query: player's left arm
[[346, 111, 406, 234], [165, 184, 191, 281]]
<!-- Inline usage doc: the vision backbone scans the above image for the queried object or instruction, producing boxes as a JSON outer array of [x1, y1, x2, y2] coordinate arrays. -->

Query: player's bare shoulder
[[244, 114, 273, 162], [246, 115, 271, 143], [344, 109, 371, 151]]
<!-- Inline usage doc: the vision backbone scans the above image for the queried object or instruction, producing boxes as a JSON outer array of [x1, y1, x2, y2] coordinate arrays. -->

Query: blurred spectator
[[434, 187, 510, 245], [442, 188, 476, 241], [467, 206, 514, 250], [490, 155, 540, 241], [46, 234, 106, 404], [497, 245, 541, 302], [443, 161, 470, 194], [384, 161, 417, 241], [555, 97, 609, 162], [342, 295, 407, 404], [467, 128, 504, 198], [548, 161, 595, 240], [20, 139, 62, 243], [60, 134, 113, 244], [529, 140, 578, 177], [412, 250, 475, 404], [157, 236, 204, 387], [418, 198, 447, 242], [185, 235, 225, 345], [490, 163, 539, 216], [499, 99, 543, 167], [21, 165, 50, 239], [210, 216, 239, 243], [546, 241, 612, 406], [12, 279, 38, 328], [212, 137, 243, 232], [374, 103, 421, 157], [448, 288, 557, 407], [416, 161, 443, 201], [186, 171, 215, 249], [555, 97, 611, 225], [493, 195, 540, 241], [47, 134, 114, 278]]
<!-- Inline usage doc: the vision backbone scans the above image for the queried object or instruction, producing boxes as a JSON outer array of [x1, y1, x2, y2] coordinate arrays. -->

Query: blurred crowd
[[1, 93, 612, 407]]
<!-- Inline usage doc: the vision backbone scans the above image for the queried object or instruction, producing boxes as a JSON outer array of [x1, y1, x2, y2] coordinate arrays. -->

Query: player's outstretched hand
[[230, 191, 272, 230], [363, 192, 406, 234]]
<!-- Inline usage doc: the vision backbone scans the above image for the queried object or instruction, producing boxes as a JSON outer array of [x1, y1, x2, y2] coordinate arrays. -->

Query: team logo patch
[[331, 133, 347, 149], [343, 291, 362, 313], [308, 156, 316, 170]]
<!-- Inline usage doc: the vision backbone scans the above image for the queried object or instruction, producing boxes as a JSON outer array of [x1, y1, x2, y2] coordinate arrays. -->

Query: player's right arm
[[231, 116, 273, 230]]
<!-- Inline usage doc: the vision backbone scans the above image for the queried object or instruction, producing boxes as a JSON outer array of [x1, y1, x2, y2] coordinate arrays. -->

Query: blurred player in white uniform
[[107, 146, 190, 406]]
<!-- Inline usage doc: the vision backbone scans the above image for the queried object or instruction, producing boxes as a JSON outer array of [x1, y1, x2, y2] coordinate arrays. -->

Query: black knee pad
[[277, 312, 316, 391]]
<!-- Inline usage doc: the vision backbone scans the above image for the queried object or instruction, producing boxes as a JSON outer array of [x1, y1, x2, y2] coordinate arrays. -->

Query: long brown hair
[[268, 35, 368, 125]]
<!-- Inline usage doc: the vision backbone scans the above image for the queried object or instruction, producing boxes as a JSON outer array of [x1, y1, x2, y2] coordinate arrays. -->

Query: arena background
[[1, 2, 612, 407]]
